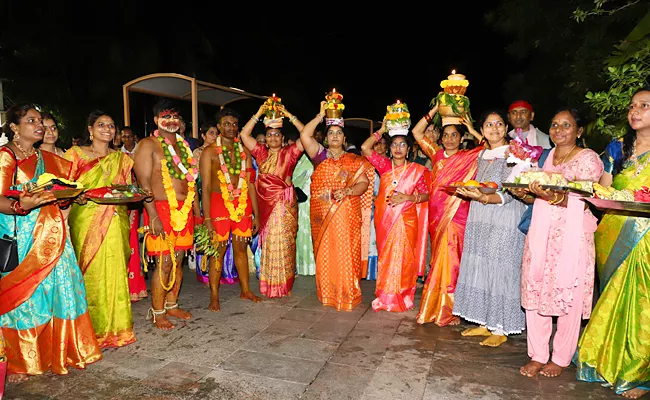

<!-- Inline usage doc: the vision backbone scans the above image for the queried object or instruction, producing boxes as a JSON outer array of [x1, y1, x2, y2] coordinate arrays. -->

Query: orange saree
[[416, 137, 482, 325], [310, 151, 375, 311], [0, 149, 102, 375], [372, 161, 430, 312]]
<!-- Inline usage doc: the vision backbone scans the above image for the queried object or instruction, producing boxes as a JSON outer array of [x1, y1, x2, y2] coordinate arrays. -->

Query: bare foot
[[480, 335, 507, 347], [520, 361, 545, 378], [240, 291, 261, 303], [166, 307, 192, 320], [448, 317, 461, 326], [461, 326, 492, 337], [208, 298, 221, 312], [8, 373, 29, 383], [622, 388, 649, 399], [539, 361, 565, 378], [153, 315, 175, 330]]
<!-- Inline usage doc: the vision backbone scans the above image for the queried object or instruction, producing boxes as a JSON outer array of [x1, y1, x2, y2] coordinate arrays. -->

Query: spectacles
[[390, 142, 408, 148]]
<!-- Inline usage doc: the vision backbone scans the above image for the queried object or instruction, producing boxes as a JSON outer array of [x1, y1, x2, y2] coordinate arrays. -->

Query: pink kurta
[[521, 149, 604, 318]]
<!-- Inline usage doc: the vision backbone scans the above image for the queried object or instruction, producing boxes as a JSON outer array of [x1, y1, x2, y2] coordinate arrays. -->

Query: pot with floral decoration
[[324, 88, 345, 126], [385, 100, 411, 137], [430, 70, 472, 126], [264, 93, 283, 120]]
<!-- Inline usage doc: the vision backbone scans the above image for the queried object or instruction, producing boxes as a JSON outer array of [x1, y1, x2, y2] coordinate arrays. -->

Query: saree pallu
[[253, 144, 302, 298], [310, 153, 375, 311], [292, 154, 316, 276], [373, 164, 430, 312], [576, 149, 650, 394], [64, 148, 135, 349], [0, 149, 102, 375], [416, 139, 482, 325], [128, 208, 147, 301]]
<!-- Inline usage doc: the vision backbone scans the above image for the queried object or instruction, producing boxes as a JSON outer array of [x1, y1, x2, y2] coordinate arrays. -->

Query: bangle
[[554, 193, 566, 205], [11, 200, 28, 215], [251, 115, 260, 123], [414, 193, 420, 203], [316, 114, 324, 122], [373, 131, 382, 142], [290, 115, 297, 124], [480, 195, 489, 205], [424, 113, 432, 124], [548, 193, 560, 205]]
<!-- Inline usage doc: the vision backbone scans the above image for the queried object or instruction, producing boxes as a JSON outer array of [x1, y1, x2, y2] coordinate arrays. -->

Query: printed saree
[[576, 140, 650, 394], [310, 152, 375, 311], [65, 147, 135, 349], [415, 136, 482, 325], [0, 148, 102, 375], [373, 163, 430, 312]]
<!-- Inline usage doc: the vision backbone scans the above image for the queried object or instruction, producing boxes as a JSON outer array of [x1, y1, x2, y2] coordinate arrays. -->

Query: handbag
[[0, 148, 19, 273], [517, 149, 551, 235]]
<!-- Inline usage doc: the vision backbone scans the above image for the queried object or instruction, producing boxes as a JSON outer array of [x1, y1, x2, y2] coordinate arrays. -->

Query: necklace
[[554, 145, 577, 165], [327, 149, 345, 160], [391, 160, 408, 187], [216, 136, 248, 222], [89, 144, 108, 159], [630, 141, 650, 177], [13, 140, 36, 159]]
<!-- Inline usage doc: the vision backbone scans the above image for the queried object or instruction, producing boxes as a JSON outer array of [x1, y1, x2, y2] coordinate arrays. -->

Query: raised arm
[[460, 115, 484, 143], [240, 103, 267, 152], [361, 120, 386, 157], [300, 101, 327, 159], [412, 104, 438, 142], [279, 105, 306, 152]]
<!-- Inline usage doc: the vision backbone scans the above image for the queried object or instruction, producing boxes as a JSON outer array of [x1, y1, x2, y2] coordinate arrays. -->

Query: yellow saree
[[64, 147, 135, 349]]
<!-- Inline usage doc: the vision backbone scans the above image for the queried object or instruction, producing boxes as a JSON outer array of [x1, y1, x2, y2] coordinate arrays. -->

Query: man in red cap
[[507, 100, 551, 149]]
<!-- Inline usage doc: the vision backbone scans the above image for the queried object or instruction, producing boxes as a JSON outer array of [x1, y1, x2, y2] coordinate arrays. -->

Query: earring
[[90, 133, 94, 140], [13, 133, 20, 142]]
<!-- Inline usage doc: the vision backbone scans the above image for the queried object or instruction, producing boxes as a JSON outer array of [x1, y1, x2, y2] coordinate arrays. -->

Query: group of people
[[0, 84, 648, 399]]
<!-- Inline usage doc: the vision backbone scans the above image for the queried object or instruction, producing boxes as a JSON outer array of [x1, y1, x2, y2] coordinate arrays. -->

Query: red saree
[[415, 137, 483, 325], [310, 151, 375, 311], [373, 162, 431, 312], [251, 143, 302, 298]]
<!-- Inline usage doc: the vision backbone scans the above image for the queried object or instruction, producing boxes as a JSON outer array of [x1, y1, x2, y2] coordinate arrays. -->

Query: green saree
[[64, 147, 136, 349], [575, 139, 650, 394]]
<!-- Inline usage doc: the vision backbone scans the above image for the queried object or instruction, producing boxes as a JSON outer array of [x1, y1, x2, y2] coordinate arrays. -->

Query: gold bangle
[[480, 195, 489, 205], [548, 193, 559, 205]]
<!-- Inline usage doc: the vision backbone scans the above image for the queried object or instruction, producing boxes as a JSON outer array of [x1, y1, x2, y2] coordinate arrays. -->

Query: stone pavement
[[6, 273, 620, 400]]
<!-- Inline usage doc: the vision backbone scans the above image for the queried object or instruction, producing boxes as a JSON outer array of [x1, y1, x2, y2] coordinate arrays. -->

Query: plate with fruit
[[443, 180, 499, 194], [582, 184, 650, 215], [502, 171, 593, 196], [85, 185, 151, 204]]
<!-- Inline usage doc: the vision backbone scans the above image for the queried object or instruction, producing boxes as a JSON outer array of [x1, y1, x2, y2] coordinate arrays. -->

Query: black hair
[[200, 121, 218, 135], [153, 99, 180, 116], [40, 111, 58, 127], [478, 109, 510, 148], [2, 103, 39, 141], [614, 85, 650, 174], [87, 110, 113, 129], [551, 107, 586, 148], [215, 107, 240, 123]]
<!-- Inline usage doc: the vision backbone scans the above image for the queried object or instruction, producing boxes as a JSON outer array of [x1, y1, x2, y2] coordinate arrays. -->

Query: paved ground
[[5, 272, 620, 400]]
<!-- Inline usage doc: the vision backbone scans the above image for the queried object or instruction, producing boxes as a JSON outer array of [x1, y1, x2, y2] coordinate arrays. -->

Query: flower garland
[[153, 130, 198, 182], [161, 161, 196, 232], [216, 136, 248, 222]]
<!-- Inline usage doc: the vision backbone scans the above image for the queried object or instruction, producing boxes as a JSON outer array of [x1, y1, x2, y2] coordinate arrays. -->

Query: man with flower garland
[[133, 99, 198, 330], [200, 107, 261, 311]]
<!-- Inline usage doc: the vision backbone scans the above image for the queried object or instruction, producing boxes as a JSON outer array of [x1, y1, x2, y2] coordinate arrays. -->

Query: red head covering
[[508, 100, 533, 112]]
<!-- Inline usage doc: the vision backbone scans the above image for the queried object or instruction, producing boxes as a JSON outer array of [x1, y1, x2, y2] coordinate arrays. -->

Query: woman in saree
[[575, 87, 650, 399], [413, 104, 484, 326], [0, 103, 102, 381], [299, 101, 374, 310], [360, 122, 430, 312], [64, 110, 136, 349], [239, 102, 305, 297], [518, 109, 603, 379]]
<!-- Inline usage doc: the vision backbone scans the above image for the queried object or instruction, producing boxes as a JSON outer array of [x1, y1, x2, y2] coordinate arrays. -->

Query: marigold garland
[[218, 171, 248, 222], [160, 160, 196, 232], [216, 136, 249, 222]]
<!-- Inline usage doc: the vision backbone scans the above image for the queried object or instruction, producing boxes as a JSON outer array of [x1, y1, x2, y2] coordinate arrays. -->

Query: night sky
[[1, 3, 514, 144]]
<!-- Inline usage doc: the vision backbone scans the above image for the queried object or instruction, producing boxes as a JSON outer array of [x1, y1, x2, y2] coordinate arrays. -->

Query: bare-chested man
[[200, 107, 261, 311], [133, 99, 196, 329]]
